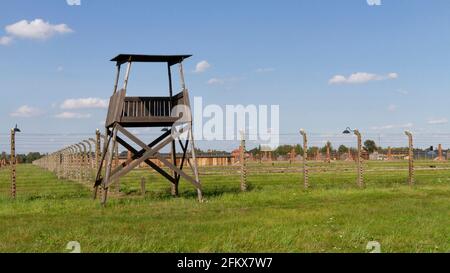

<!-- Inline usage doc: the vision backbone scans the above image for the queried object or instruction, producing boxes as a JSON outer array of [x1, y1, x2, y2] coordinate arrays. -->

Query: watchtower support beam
[[113, 64, 121, 94]]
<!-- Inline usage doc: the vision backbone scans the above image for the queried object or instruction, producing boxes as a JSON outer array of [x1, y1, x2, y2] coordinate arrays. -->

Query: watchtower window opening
[[120, 62, 180, 97]]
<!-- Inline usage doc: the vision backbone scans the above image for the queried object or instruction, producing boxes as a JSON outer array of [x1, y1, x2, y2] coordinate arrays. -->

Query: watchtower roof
[[111, 54, 192, 66]]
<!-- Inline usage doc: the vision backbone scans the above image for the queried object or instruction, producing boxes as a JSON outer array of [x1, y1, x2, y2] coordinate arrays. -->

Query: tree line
[[0, 152, 44, 164], [248, 140, 434, 158]]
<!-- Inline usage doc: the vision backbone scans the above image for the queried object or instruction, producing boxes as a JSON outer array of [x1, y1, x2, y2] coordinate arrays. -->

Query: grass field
[[0, 161, 449, 253]]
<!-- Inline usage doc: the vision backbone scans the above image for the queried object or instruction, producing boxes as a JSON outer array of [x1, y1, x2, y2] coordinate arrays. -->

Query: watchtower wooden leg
[[101, 126, 118, 205], [94, 132, 111, 200], [114, 143, 120, 193], [101, 187, 108, 206], [171, 140, 179, 197], [188, 129, 203, 202]]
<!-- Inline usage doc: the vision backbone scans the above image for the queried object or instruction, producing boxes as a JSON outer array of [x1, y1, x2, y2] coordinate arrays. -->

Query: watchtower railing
[[105, 89, 187, 128], [123, 97, 172, 118]]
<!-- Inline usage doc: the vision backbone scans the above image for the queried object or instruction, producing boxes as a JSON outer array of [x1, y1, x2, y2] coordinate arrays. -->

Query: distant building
[[118, 152, 234, 167], [369, 152, 386, 161]]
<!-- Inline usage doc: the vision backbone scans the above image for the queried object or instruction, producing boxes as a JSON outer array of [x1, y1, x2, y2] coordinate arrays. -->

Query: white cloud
[[256, 68, 275, 73], [328, 75, 347, 84], [5, 19, 73, 40], [428, 118, 448, 125], [60, 98, 108, 109], [388, 104, 397, 112], [66, 0, 81, 6], [194, 60, 211, 73], [54, 112, 92, 119], [10, 105, 43, 118], [329, 72, 398, 85], [402, 122, 413, 128], [207, 78, 225, 85], [387, 73, 398, 79], [397, 89, 409, 95], [370, 122, 413, 131], [367, 0, 382, 6], [0, 36, 13, 45], [207, 77, 242, 85]]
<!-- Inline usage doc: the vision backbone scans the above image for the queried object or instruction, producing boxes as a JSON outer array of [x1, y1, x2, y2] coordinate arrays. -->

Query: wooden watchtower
[[94, 54, 203, 204]]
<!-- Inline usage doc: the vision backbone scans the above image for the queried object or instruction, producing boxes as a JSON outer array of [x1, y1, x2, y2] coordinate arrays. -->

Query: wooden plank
[[124, 96, 172, 102], [155, 152, 201, 189], [93, 132, 112, 187], [168, 63, 173, 98], [107, 127, 170, 158], [107, 150, 154, 186], [120, 116, 179, 123], [145, 159, 176, 183], [105, 94, 116, 127], [176, 139, 189, 183], [116, 124, 148, 150], [107, 130, 176, 184], [117, 124, 186, 152], [102, 125, 119, 189], [116, 125, 200, 189], [144, 100, 149, 117], [112, 124, 200, 189], [105, 89, 126, 127], [112, 135, 176, 184]]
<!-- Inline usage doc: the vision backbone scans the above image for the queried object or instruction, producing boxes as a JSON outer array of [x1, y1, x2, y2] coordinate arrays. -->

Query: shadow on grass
[[182, 182, 256, 200], [121, 182, 256, 201]]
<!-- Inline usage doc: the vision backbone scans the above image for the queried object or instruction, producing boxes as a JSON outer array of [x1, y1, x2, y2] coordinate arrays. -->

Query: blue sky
[[1, 0, 450, 152]]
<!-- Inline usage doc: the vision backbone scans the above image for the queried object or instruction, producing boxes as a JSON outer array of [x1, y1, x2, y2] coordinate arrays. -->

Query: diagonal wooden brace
[[105, 131, 175, 186], [113, 124, 202, 190], [113, 135, 176, 184]]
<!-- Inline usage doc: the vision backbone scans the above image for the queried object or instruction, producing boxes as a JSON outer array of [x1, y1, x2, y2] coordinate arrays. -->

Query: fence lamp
[[343, 127, 354, 135], [343, 127, 361, 137], [13, 124, 21, 133]]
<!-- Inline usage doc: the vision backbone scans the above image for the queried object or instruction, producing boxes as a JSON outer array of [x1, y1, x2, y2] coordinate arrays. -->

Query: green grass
[[0, 162, 449, 253]]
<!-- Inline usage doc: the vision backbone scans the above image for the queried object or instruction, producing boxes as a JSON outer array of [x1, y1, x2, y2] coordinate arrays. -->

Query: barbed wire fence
[[1, 130, 450, 200], [0, 130, 108, 199], [246, 131, 450, 190]]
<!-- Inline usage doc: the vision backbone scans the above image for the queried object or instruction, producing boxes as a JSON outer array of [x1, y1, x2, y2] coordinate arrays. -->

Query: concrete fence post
[[79, 142, 88, 182], [240, 131, 248, 192], [405, 131, 415, 186], [62, 148, 68, 178], [95, 129, 101, 170], [290, 147, 296, 164], [326, 142, 331, 163], [141, 176, 146, 196], [70, 146, 75, 181], [10, 128, 17, 199], [75, 144, 83, 182], [354, 129, 364, 188], [300, 129, 309, 189], [438, 144, 443, 161]]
